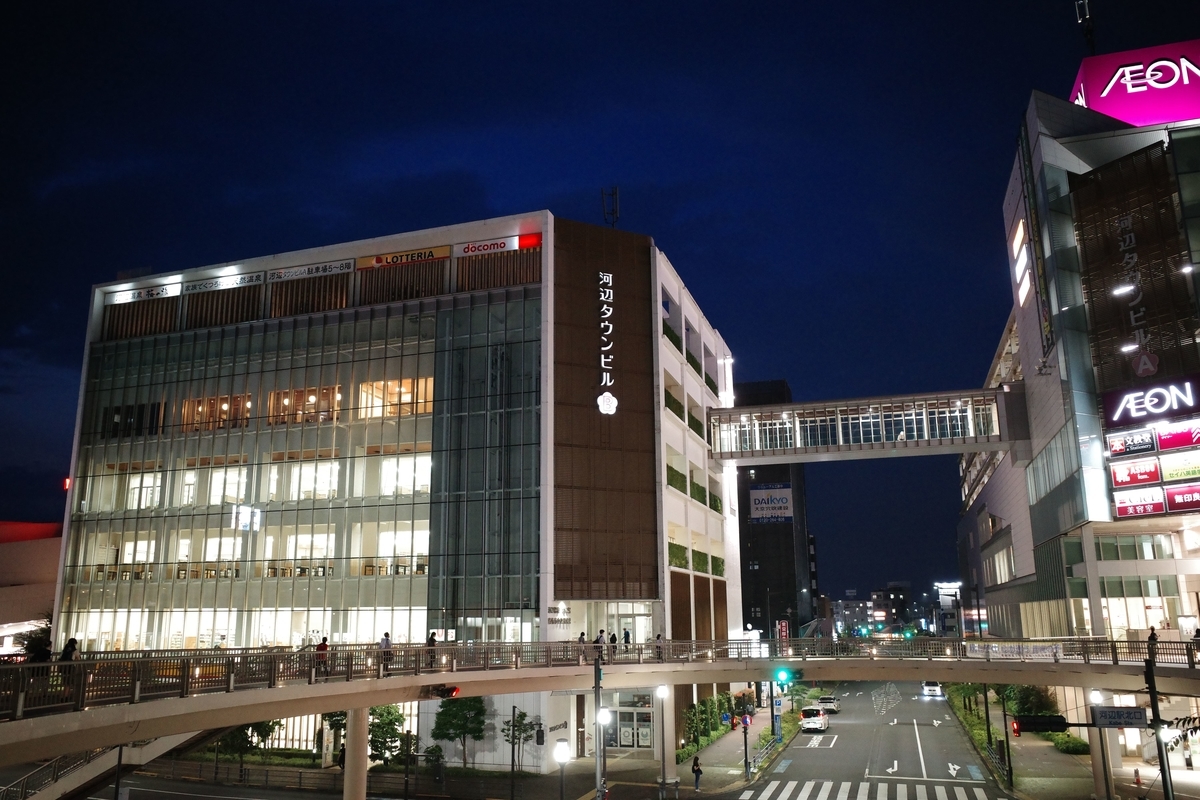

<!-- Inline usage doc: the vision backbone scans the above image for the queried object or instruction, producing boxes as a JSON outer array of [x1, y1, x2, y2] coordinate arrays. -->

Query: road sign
[[774, 698, 782, 709], [741, 715, 752, 727], [1094, 706, 1148, 728], [721, 713, 730, 723]]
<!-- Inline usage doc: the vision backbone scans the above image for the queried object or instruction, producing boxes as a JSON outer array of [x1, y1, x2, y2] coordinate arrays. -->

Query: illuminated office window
[[358, 378, 434, 418], [267, 386, 342, 424], [126, 473, 162, 510], [289, 461, 339, 500], [208, 467, 248, 505], [380, 454, 432, 496], [181, 394, 251, 431]]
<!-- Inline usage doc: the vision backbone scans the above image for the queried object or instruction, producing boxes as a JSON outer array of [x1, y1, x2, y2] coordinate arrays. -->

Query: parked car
[[800, 706, 829, 732], [922, 681, 943, 697], [817, 695, 841, 713]]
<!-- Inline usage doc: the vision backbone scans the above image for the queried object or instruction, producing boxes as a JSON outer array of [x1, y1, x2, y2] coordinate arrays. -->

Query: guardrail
[[0, 637, 1192, 725], [0, 747, 111, 800]]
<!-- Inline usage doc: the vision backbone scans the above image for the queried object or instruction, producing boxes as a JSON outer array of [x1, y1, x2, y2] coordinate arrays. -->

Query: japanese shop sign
[[105, 283, 181, 305], [1160, 450, 1200, 482], [749, 483, 793, 523], [182, 272, 264, 294], [1102, 375, 1200, 426], [1114, 486, 1166, 517], [357, 246, 450, 269], [1071, 39, 1200, 127], [1093, 706, 1148, 729], [1154, 418, 1200, 452], [596, 270, 618, 415], [1107, 429, 1156, 456], [267, 259, 354, 282], [454, 232, 542, 257], [1110, 457, 1161, 487], [1166, 481, 1200, 513]]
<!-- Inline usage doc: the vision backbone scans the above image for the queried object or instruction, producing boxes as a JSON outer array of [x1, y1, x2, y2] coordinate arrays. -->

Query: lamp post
[[1090, 690, 1114, 800], [597, 706, 612, 799], [657, 685, 669, 800], [554, 738, 570, 800]]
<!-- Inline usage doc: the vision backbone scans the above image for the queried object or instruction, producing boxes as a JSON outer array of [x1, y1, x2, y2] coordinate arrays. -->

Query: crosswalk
[[738, 780, 1005, 800]]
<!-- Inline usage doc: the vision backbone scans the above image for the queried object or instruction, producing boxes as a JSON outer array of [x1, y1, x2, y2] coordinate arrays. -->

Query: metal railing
[[0, 747, 111, 800], [1, 637, 1194, 726]]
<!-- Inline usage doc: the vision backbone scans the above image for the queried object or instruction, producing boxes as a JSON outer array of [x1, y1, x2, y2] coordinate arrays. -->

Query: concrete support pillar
[[343, 707, 369, 800], [661, 686, 678, 784]]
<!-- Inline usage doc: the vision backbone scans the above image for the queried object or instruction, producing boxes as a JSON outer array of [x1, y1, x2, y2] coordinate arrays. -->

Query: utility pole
[[594, 658, 604, 800], [601, 187, 620, 228], [1146, 656, 1177, 800], [510, 705, 517, 800], [742, 711, 750, 780], [1075, 0, 1096, 57], [983, 684, 993, 748]]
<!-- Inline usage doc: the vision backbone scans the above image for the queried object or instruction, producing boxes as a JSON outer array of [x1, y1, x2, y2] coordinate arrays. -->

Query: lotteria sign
[[1101, 374, 1200, 427], [1071, 39, 1200, 127]]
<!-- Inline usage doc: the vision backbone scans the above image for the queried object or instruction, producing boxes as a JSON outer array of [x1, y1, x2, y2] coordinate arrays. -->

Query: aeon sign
[[1071, 39, 1200, 127], [1102, 375, 1200, 427]]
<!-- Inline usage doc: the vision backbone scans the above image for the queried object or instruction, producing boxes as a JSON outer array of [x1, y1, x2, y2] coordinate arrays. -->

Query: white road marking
[[760, 781, 781, 800], [836, 783, 851, 800], [897, 785, 907, 800], [797, 781, 816, 800], [915, 786, 928, 800], [777, 780, 799, 800], [815, 782, 832, 800], [876, 782, 888, 800], [972, 790, 987, 800], [952, 788, 968, 800], [934, 787, 948, 800], [856, 783, 870, 800], [913, 719, 927, 779], [740, 792, 754, 799]]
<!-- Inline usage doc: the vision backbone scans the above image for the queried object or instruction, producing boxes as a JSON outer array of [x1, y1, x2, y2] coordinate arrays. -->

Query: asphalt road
[[714, 681, 1013, 800]]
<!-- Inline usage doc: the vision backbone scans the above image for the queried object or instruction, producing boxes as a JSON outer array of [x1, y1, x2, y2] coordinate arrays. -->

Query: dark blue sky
[[3, 2, 1199, 597]]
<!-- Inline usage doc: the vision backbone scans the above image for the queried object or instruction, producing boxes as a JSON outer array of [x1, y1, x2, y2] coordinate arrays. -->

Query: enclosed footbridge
[[708, 384, 1030, 465]]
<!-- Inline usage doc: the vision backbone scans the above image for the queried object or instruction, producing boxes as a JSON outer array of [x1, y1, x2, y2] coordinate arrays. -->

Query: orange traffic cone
[[1135, 767, 1142, 787]]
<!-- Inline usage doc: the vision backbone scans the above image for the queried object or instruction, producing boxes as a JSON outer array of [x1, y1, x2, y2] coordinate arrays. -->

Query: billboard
[[1072, 39, 1200, 127], [749, 483, 793, 523]]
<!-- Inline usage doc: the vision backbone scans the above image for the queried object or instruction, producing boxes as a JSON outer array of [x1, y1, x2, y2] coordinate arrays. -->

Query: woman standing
[[692, 756, 702, 791]]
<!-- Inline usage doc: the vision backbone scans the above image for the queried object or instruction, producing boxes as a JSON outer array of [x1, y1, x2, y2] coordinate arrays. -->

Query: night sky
[[4, 3, 1199, 599]]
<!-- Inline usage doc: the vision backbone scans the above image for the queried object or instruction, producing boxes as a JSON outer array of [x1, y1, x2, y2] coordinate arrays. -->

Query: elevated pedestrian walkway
[[708, 385, 1030, 465]]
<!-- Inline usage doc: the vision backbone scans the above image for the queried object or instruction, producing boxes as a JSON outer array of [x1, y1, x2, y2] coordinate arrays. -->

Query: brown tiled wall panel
[[694, 577, 712, 641], [184, 285, 263, 330], [269, 274, 350, 318], [360, 260, 447, 306], [713, 579, 728, 640], [102, 297, 179, 341], [670, 571, 692, 640], [456, 248, 541, 292]]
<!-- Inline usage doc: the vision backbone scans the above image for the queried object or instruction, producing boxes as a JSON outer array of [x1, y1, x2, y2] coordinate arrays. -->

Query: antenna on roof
[[1075, 0, 1095, 56], [601, 186, 620, 228]]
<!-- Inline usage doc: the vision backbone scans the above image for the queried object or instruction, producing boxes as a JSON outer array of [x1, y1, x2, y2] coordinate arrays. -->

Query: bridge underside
[[0, 656, 1189, 768], [708, 385, 1030, 466]]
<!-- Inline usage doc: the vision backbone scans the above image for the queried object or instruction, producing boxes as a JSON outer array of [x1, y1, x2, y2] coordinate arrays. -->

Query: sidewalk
[[980, 695, 1094, 800]]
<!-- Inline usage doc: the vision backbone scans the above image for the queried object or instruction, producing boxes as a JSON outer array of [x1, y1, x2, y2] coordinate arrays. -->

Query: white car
[[800, 706, 829, 732], [922, 681, 943, 697], [817, 695, 841, 713]]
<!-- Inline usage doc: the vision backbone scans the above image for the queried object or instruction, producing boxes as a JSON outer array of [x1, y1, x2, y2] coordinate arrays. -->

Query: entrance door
[[619, 712, 635, 747], [636, 712, 652, 748]]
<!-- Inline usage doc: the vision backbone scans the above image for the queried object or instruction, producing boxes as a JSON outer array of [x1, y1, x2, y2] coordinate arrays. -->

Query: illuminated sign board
[[1110, 457, 1160, 487], [454, 232, 542, 258], [105, 284, 181, 305], [749, 483, 793, 523], [1102, 375, 1200, 427], [182, 272, 264, 294], [596, 269, 617, 415], [1160, 450, 1200, 482], [1072, 39, 1200, 127], [1154, 418, 1200, 452], [1107, 429, 1156, 456], [1165, 481, 1200, 513], [267, 259, 354, 283], [357, 246, 450, 270], [1113, 486, 1166, 517]]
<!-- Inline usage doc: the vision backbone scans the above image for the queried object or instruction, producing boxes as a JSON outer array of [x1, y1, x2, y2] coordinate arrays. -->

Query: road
[[717, 681, 1011, 800]]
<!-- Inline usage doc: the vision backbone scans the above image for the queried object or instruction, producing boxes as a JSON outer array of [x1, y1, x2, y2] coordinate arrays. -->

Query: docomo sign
[[1072, 38, 1200, 127], [1102, 375, 1200, 426], [453, 232, 542, 257]]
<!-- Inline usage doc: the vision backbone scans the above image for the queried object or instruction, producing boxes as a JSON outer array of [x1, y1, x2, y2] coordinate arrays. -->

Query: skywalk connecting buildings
[[57, 212, 739, 769]]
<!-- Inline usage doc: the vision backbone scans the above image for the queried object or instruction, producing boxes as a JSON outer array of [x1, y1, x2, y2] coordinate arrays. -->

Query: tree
[[501, 710, 538, 771], [15, 613, 52, 659], [322, 711, 347, 734], [217, 720, 281, 768], [369, 704, 406, 764], [1003, 685, 1057, 717], [431, 696, 487, 768]]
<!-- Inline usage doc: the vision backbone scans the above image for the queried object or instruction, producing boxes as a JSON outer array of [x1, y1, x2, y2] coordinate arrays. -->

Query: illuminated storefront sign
[[749, 483, 793, 523], [596, 270, 617, 415], [1110, 457, 1160, 487], [267, 259, 354, 282], [1154, 418, 1200, 452], [1165, 481, 1200, 513], [357, 246, 450, 269], [105, 284, 181, 305], [1114, 486, 1166, 517], [1160, 450, 1200, 482], [1071, 39, 1200, 126], [1103, 375, 1200, 426], [182, 273, 264, 294], [454, 232, 542, 257], [1107, 429, 1156, 456]]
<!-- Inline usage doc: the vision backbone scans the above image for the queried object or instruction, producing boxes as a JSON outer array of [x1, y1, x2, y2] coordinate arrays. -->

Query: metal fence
[[1, 637, 1194, 725], [0, 747, 111, 800]]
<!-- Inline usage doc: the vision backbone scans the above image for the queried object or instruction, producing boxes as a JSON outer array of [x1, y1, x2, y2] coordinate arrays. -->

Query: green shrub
[[688, 412, 706, 438], [1046, 732, 1090, 754], [664, 324, 683, 352], [668, 542, 689, 569], [690, 479, 707, 505], [686, 350, 702, 375], [705, 374, 719, 395], [667, 465, 687, 494], [665, 390, 684, 419], [692, 550, 709, 574], [711, 555, 725, 576], [709, 493, 722, 514]]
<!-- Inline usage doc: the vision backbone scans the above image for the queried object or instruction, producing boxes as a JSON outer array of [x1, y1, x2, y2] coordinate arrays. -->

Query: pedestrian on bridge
[[655, 633, 664, 662], [1148, 625, 1159, 661], [379, 631, 393, 673], [427, 630, 437, 669], [315, 637, 329, 678], [594, 630, 606, 663], [609, 631, 617, 662], [623, 628, 630, 652]]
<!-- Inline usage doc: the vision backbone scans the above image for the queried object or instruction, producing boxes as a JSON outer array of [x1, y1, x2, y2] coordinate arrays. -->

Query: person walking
[[59, 638, 80, 662], [427, 630, 438, 669], [379, 631, 393, 673], [691, 756, 702, 791], [622, 628, 630, 653], [655, 633, 664, 662], [609, 631, 618, 662], [594, 630, 606, 663], [315, 636, 329, 678], [1148, 625, 1159, 662]]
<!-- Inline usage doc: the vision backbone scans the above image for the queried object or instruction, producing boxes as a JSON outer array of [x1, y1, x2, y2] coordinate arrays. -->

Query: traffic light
[[1013, 715, 1069, 733], [1011, 720, 1020, 738], [535, 725, 545, 746], [434, 685, 460, 699], [775, 668, 791, 684]]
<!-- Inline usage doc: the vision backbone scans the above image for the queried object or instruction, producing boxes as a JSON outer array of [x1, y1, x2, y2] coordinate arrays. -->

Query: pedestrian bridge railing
[[0, 636, 1191, 726]]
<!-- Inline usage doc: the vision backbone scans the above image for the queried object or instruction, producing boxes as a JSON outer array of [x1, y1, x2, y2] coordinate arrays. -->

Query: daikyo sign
[[1101, 374, 1200, 427], [1072, 38, 1200, 127]]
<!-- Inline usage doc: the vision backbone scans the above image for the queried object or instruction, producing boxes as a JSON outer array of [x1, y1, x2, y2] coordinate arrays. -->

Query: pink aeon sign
[[1154, 419, 1200, 452], [1072, 39, 1200, 127]]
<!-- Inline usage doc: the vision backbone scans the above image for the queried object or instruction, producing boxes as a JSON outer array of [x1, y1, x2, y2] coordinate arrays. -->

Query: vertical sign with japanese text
[[597, 271, 617, 414]]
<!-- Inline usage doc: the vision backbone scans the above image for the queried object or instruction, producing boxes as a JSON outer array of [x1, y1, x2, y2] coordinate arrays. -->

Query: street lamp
[[656, 685, 669, 799], [1089, 690, 1115, 800], [596, 707, 612, 795], [554, 738, 570, 800]]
